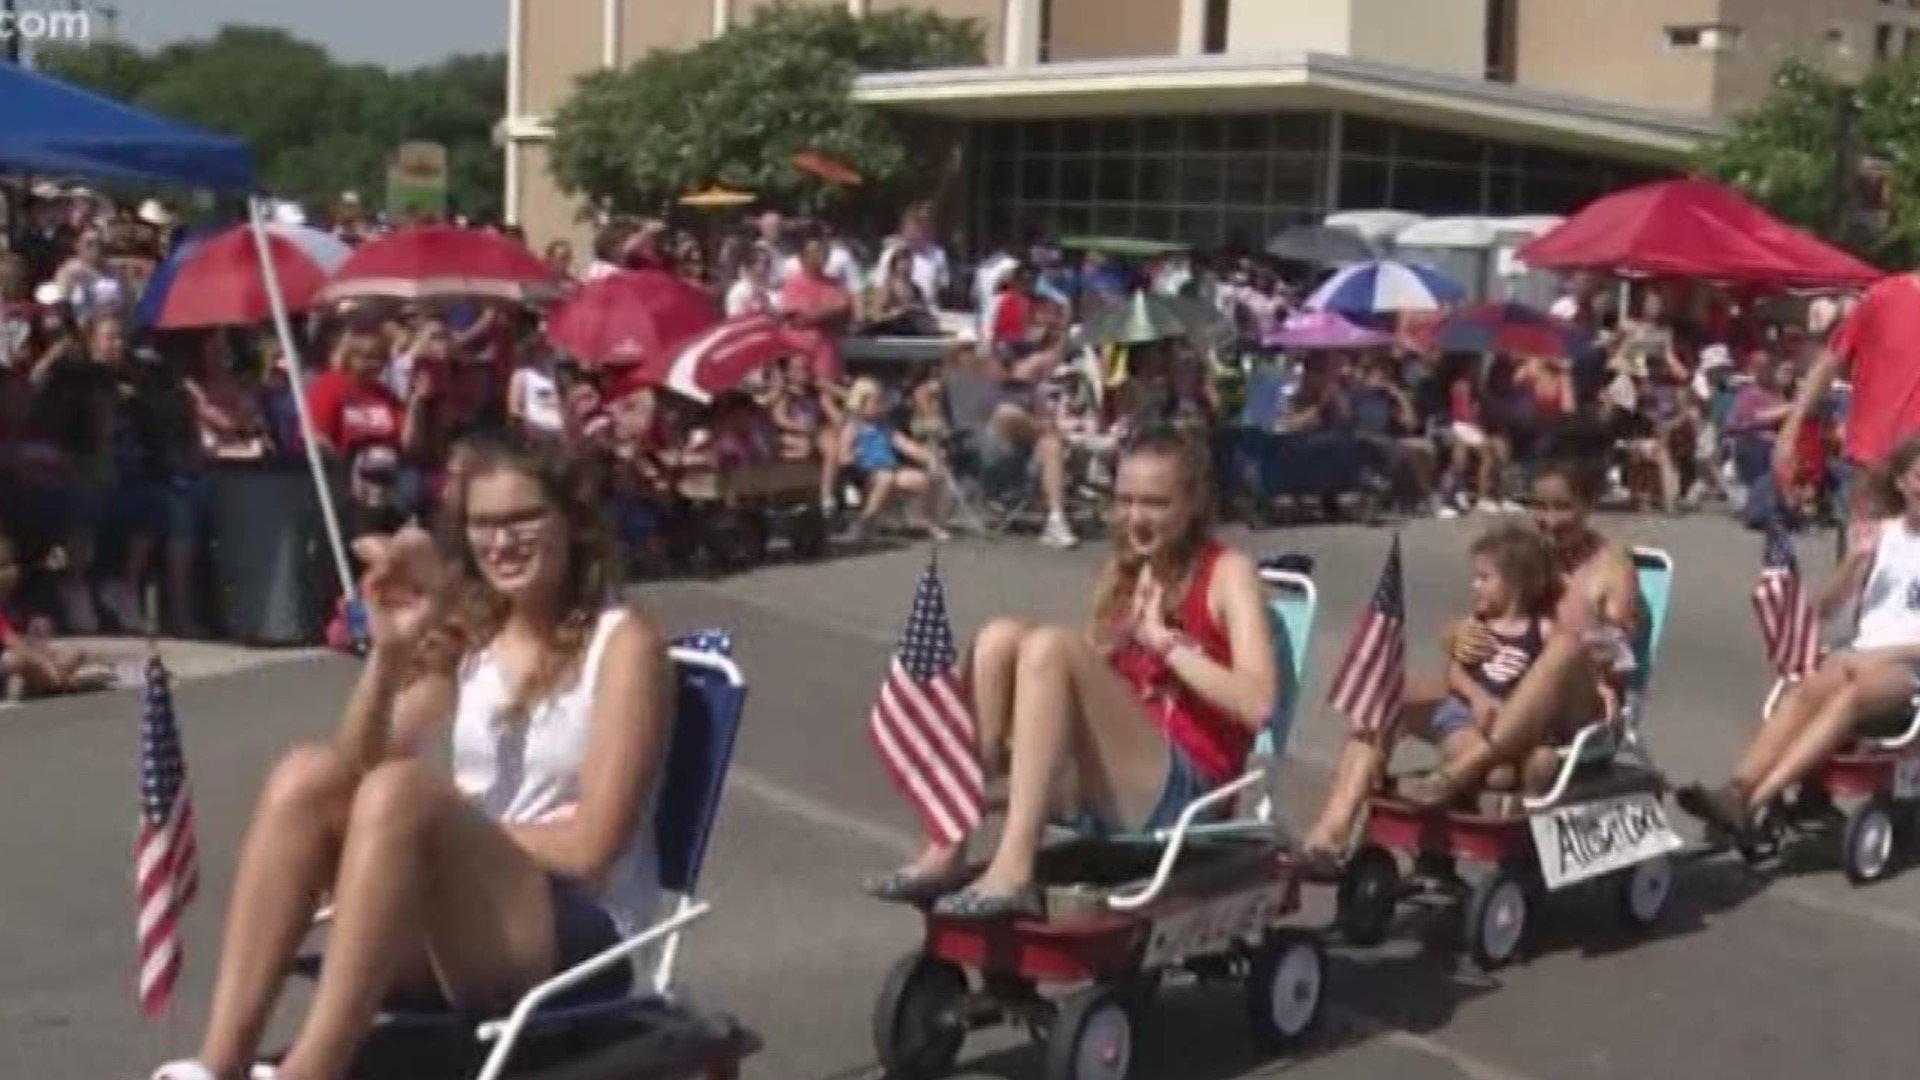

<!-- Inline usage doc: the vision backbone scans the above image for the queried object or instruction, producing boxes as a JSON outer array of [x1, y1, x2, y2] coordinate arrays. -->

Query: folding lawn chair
[[292, 646, 749, 1080]]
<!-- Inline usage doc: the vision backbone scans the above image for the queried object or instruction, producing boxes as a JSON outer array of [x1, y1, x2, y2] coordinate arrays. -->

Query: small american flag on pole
[[868, 558, 985, 847], [135, 654, 199, 1018], [1328, 535, 1406, 737], [1752, 526, 1821, 679]]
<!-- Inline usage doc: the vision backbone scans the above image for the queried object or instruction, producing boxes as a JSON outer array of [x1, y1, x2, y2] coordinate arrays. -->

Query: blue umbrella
[[1306, 259, 1465, 316], [134, 224, 222, 331]]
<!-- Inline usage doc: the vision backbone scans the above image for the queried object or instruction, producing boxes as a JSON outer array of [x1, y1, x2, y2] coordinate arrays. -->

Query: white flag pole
[[246, 197, 356, 605]]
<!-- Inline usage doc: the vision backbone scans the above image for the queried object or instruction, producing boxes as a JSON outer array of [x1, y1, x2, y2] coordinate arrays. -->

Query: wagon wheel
[[1043, 984, 1134, 1080], [1244, 929, 1326, 1052], [1335, 845, 1399, 947], [1464, 864, 1529, 971], [872, 952, 968, 1080], [1842, 794, 1902, 885], [1613, 854, 1673, 931]]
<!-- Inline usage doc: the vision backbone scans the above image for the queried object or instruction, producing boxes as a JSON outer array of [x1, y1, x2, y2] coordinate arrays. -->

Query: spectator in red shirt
[[305, 325, 415, 533], [1778, 278, 1919, 529], [778, 234, 853, 382]]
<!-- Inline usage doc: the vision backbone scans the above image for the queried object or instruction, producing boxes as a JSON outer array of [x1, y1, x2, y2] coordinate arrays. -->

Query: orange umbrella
[[792, 150, 861, 187], [678, 185, 756, 208]]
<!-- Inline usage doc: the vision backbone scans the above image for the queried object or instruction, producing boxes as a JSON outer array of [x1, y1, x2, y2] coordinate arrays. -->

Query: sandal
[[861, 866, 972, 906], [1296, 847, 1344, 883], [1675, 783, 1751, 840], [931, 885, 1041, 921]]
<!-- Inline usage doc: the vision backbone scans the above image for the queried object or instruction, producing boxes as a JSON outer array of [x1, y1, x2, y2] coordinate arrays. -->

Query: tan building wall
[[1348, 0, 1486, 79], [514, 142, 591, 256], [521, 0, 607, 117], [1231, 0, 1356, 55], [1711, 0, 1881, 116], [1513, 0, 1912, 119], [1047, 0, 1179, 61], [620, 0, 714, 63]]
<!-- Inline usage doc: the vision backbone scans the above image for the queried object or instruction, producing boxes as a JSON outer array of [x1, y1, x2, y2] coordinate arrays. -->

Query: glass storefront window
[[1059, 157, 1095, 202], [1142, 117, 1178, 151], [1138, 158, 1177, 202], [1225, 114, 1269, 151], [1095, 158, 1135, 202], [1339, 157, 1391, 207], [1223, 156, 1268, 205], [1134, 207, 1174, 241], [1060, 119, 1094, 153], [1097, 118, 1136, 152], [1184, 116, 1226, 152], [1271, 154, 1322, 208], [1178, 155, 1225, 204], [1020, 157, 1055, 201]]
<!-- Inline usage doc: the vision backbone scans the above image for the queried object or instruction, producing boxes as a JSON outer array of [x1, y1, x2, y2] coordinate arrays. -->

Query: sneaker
[[1498, 500, 1526, 514], [926, 524, 953, 543], [1436, 504, 1461, 520], [1474, 499, 1502, 515], [1040, 518, 1078, 549]]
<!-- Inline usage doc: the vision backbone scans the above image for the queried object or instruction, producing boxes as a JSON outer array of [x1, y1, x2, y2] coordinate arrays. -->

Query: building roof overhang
[[853, 51, 1720, 164]]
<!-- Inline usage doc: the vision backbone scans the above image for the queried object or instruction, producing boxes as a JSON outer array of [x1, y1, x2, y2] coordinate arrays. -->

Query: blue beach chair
[[293, 646, 750, 1080]]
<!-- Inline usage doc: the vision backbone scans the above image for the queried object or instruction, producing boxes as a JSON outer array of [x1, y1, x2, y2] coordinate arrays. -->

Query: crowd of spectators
[[0, 182, 1853, 696]]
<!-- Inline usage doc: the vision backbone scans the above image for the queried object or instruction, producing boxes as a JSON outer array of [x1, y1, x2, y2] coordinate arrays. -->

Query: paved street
[[8, 512, 1920, 1080]]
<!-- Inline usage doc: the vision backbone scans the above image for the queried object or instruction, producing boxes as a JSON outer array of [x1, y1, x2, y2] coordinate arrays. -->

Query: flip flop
[[1297, 847, 1344, 883], [1675, 783, 1751, 841], [931, 885, 1041, 921], [861, 867, 971, 905]]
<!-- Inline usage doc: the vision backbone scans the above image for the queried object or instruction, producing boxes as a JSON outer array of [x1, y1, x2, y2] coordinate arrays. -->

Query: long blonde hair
[[412, 430, 622, 721], [1090, 424, 1217, 628]]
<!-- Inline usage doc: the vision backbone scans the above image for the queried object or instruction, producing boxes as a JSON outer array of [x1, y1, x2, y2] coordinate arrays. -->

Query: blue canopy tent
[[0, 66, 361, 622], [0, 62, 253, 188]]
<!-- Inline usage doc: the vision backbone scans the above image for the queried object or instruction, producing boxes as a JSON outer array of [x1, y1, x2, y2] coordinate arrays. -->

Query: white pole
[[246, 197, 357, 608]]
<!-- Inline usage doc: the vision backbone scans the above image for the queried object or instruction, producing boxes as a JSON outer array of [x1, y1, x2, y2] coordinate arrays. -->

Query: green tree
[[548, 2, 984, 216], [1696, 58, 1920, 267], [34, 28, 505, 220]]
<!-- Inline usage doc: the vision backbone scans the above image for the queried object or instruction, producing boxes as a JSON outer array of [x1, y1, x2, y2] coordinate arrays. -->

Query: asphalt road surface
[[8, 512, 1920, 1080]]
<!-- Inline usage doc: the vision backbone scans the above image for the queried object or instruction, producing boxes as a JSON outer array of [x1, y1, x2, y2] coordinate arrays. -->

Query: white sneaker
[[1040, 518, 1079, 549], [1437, 504, 1461, 520], [1474, 499, 1502, 515], [1499, 500, 1526, 514]]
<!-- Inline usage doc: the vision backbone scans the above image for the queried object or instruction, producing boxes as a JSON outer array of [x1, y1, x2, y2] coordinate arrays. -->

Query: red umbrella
[[320, 226, 551, 304], [545, 269, 721, 368], [649, 314, 807, 404], [147, 223, 352, 329], [793, 150, 862, 187], [1518, 177, 1883, 289]]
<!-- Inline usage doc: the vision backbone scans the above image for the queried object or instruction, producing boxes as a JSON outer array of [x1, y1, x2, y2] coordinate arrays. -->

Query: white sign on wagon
[[1529, 791, 1684, 891], [1141, 882, 1291, 967]]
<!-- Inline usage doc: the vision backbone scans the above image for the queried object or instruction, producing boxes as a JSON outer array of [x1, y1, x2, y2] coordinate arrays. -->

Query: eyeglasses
[[464, 508, 552, 548]]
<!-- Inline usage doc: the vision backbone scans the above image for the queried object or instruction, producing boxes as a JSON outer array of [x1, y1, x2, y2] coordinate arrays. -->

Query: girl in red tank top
[[1104, 540, 1250, 784], [865, 426, 1283, 921]]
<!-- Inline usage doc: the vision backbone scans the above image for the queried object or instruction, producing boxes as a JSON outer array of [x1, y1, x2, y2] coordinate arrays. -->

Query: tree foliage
[[35, 27, 506, 220], [1696, 58, 1920, 267], [548, 2, 985, 216]]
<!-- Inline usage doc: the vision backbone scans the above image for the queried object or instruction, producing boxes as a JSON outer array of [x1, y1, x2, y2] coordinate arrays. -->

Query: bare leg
[[877, 619, 1032, 887], [197, 747, 369, 1078], [857, 470, 898, 531], [1034, 430, 1068, 516], [968, 627, 1170, 898], [1403, 634, 1596, 807], [1300, 679, 1443, 854], [276, 761, 555, 1080], [1747, 663, 1916, 811], [1731, 664, 1849, 791]]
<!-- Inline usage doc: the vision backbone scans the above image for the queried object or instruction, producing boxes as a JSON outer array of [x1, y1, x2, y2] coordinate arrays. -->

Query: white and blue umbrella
[[1305, 259, 1465, 316]]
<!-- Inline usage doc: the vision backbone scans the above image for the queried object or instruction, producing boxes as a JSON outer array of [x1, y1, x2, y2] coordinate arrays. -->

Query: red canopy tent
[[1516, 176, 1883, 289]]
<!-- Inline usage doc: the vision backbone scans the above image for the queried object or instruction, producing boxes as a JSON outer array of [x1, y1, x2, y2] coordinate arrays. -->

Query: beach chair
[[292, 647, 749, 1080]]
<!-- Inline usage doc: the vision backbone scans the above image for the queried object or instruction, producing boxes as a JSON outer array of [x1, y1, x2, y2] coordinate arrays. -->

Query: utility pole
[[1829, 93, 1859, 246]]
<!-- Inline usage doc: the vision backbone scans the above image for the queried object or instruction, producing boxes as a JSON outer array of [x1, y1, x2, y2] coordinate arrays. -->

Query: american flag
[[1753, 527, 1821, 679], [1327, 535, 1406, 737], [868, 560, 985, 847], [135, 654, 198, 1018]]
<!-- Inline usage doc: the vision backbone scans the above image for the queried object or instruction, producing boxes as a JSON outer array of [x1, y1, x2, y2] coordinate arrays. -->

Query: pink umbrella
[[320, 226, 551, 303], [647, 314, 808, 404], [1265, 310, 1393, 351], [546, 269, 720, 368]]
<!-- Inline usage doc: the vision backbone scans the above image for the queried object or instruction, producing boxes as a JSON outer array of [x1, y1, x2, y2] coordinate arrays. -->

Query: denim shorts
[[1055, 743, 1214, 836], [1428, 696, 1477, 739], [383, 874, 631, 1013]]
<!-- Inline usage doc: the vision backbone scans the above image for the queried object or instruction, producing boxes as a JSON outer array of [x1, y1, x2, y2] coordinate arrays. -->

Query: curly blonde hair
[[1089, 424, 1217, 628], [412, 430, 623, 722]]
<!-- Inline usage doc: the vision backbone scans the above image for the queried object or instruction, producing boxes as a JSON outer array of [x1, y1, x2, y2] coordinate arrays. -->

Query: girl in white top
[[1679, 435, 1920, 839], [153, 432, 672, 1080]]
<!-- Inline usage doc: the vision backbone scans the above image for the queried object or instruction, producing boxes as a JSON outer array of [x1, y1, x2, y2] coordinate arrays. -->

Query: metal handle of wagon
[[1106, 770, 1269, 912]]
